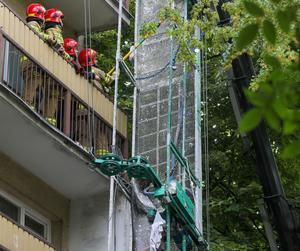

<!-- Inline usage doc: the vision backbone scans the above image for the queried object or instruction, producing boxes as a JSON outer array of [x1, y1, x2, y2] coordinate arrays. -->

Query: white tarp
[[150, 212, 165, 251]]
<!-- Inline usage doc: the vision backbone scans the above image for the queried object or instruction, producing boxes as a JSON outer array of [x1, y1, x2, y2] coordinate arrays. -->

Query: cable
[[136, 45, 180, 80], [88, 0, 96, 154], [203, 35, 210, 245], [84, 0, 92, 151]]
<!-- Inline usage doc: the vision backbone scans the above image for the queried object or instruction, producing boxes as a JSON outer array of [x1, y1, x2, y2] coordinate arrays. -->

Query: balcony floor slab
[[0, 84, 109, 200]]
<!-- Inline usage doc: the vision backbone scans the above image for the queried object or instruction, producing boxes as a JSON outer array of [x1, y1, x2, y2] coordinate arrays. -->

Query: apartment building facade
[[0, 1, 132, 251]]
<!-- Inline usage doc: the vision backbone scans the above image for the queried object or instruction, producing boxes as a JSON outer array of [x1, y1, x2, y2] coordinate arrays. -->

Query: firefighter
[[63, 38, 82, 74], [22, 3, 48, 108], [25, 3, 49, 40], [44, 8, 70, 60], [43, 8, 70, 126], [78, 48, 110, 92]]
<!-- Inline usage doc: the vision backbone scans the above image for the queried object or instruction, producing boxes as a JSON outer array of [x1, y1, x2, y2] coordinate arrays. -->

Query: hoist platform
[[94, 154, 209, 250]]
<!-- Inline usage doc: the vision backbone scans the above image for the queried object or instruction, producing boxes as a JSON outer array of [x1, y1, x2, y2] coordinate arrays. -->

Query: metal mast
[[108, 0, 123, 250]]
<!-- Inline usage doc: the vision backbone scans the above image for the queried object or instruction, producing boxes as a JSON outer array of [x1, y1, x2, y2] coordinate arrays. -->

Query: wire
[[203, 35, 210, 245], [83, 0, 92, 151], [88, 0, 96, 154], [136, 45, 180, 80]]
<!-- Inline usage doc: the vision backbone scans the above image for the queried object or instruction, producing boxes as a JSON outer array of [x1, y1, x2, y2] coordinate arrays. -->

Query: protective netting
[[134, 1, 196, 250]]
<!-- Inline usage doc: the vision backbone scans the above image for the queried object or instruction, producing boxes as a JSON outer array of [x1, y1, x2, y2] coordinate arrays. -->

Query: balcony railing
[[0, 213, 56, 251], [0, 1, 128, 157]]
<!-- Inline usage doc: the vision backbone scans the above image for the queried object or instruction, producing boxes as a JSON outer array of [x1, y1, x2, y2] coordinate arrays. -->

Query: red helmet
[[64, 38, 78, 55], [26, 3, 46, 21], [78, 48, 97, 67], [45, 8, 64, 24]]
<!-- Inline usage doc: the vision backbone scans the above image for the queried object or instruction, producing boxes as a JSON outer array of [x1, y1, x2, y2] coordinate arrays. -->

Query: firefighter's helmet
[[45, 8, 64, 24], [26, 3, 46, 21], [78, 48, 97, 67], [64, 38, 78, 56]]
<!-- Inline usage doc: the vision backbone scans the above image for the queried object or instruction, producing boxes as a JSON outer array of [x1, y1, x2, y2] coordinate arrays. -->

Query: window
[[0, 195, 20, 222], [25, 213, 48, 239], [0, 192, 51, 241]]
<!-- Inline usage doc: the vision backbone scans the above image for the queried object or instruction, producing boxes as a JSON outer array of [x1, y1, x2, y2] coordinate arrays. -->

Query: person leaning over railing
[[43, 8, 81, 72], [44, 9, 69, 60], [63, 38, 83, 74], [22, 3, 50, 109], [42, 8, 71, 126], [78, 48, 112, 93]]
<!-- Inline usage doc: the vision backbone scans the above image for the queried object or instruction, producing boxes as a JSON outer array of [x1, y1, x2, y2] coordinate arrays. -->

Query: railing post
[[0, 30, 5, 81], [63, 90, 72, 137], [123, 138, 129, 159]]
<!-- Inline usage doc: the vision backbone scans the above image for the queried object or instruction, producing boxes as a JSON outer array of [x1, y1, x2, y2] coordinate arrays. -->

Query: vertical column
[[123, 137, 129, 159], [0, 31, 5, 81], [194, 36, 203, 233], [63, 91, 72, 137], [109, 0, 123, 250], [182, 1, 188, 249]]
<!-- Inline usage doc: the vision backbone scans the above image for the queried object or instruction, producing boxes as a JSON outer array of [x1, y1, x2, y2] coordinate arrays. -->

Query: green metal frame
[[93, 154, 208, 250]]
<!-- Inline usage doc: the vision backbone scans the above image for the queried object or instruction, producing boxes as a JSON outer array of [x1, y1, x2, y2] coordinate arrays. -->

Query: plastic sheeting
[[150, 212, 166, 251]]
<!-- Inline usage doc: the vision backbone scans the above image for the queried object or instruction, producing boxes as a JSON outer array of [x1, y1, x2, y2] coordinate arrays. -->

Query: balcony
[[0, 1, 129, 199], [0, 213, 56, 251], [0, 1, 128, 153]]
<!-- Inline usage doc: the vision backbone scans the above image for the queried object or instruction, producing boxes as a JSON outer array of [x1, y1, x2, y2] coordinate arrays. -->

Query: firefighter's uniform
[[43, 8, 67, 125], [22, 4, 47, 108]]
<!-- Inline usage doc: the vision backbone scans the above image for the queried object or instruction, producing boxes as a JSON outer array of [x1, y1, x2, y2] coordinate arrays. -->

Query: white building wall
[[69, 190, 132, 251], [69, 192, 109, 251]]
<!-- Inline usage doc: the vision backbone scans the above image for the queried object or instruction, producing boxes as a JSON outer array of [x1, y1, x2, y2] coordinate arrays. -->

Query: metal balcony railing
[[0, 213, 56, 251], [0, 1, 128, 157]]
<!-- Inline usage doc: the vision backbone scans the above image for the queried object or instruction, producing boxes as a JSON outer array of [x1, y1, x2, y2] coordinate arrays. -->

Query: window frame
[[0, 190, 51, 242]]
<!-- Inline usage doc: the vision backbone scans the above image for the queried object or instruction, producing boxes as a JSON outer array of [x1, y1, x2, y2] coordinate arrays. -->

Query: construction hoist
[[93, 154, 209, 251]]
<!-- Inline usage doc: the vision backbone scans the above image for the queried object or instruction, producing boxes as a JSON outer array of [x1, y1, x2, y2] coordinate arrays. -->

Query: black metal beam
[[214, 0, 300, 249], [231, 53, 300, 251]]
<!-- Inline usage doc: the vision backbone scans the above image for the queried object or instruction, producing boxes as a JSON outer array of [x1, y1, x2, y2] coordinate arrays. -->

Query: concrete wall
[[0, 152, 70, 251], [2, 0, 30, 19], [69, 193, 109, 251], [69, 190, 132, 251]]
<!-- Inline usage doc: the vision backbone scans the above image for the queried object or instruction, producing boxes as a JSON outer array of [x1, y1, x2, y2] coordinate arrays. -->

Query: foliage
[[90, 0, 135, 111], [140, 0, 300, 159], [139, 0, 300, 249]]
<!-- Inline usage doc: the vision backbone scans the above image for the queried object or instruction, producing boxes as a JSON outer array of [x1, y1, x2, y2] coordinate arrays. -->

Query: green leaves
[[240, 108, 262, 132], [264, 109, 281, 131], [244, 1, 264, 17], [263, 20, 276, 45], [235, 23, 259, 50], [264, 54, 281, 69], [276, 7, 297, 33], [282, 141, 300, 158], [269, 0, 281, 4], [140, 21, 158, 38]]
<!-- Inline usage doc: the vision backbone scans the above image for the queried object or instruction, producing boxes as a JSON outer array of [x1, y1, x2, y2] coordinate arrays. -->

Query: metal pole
[[132, 0, 140, 158], [132, 86, 137, 157], [182, 1, 188, 250], [194, 26, 203, 233], [166, 2, 175, 250], [108, 0, 123, 250]]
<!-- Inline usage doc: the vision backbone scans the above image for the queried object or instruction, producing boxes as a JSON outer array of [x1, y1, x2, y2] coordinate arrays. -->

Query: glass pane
[[4, 42, 24, 96], [25, 214, 45, 238], [0, 195, 19, 222]]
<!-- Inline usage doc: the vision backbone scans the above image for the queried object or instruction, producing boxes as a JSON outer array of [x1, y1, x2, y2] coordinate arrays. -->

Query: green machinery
[[94, 154, 209, 250]]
